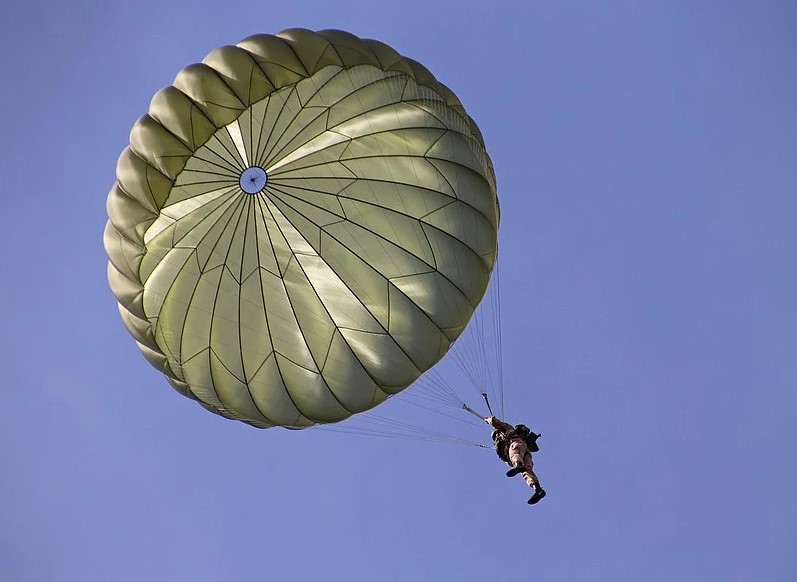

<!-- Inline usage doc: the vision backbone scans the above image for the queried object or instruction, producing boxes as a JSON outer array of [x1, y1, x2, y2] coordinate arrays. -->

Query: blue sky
[[1, 1, 796, 580]]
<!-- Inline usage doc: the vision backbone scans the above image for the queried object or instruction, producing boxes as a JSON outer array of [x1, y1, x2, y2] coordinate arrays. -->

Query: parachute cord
[[443, 262, 504, 419], [315, 412, 487, 447], [316, 424, 490, 448], [409, 371, 492, 425], [462, 402, 485, 421], [412, 369, 469, 407], [396, 394, 485, 428], [476, 296, 495, 409], [448, 331, 491, 404], [492, 263, 505, 418]]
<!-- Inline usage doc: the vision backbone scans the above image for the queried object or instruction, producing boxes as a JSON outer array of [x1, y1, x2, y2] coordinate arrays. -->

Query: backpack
[[493, 424, 541, 461], [513, 424, 541, 453]]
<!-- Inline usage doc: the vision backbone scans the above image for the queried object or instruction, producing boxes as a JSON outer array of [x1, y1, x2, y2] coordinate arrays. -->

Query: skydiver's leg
[[520, 452, 540, 488], [506, 441, 528, 477], [523, 451, 546, 505]]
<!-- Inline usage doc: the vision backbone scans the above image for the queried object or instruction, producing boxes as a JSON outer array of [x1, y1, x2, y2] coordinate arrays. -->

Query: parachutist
[[486, 416, 546, 505]]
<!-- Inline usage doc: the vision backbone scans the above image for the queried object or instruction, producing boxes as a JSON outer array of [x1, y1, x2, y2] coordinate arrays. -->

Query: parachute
[[104, 29, 500, 430]]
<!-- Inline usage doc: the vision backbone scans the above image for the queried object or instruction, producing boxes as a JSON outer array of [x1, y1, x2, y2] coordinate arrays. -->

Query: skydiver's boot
[[528, 486, 546, 505], [506, 463, 525, 477]]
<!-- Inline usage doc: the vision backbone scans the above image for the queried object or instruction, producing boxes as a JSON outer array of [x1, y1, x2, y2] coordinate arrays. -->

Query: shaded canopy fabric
[[104, 28, 499, 429]]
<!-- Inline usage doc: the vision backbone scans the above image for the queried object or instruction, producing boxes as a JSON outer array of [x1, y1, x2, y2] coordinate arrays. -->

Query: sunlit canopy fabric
[[104, 29, 499, 429]]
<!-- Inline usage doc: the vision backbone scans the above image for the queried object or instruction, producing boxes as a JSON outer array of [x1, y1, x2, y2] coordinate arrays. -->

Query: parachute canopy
[[104, 29, 499, 429]]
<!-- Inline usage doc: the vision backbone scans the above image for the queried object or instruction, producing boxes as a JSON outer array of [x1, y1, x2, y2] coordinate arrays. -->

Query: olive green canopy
[[104, 28, 499, 429]]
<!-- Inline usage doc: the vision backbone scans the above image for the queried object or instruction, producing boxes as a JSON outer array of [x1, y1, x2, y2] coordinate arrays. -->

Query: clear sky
[[1, 1, 796, 580]]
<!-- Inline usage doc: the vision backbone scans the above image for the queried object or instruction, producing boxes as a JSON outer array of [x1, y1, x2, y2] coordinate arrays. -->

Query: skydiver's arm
[[486, 416, 514, 434]]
